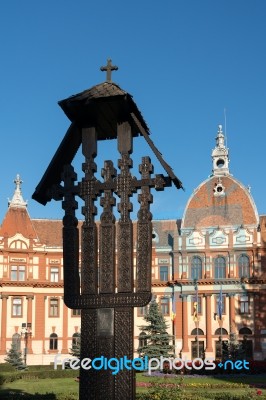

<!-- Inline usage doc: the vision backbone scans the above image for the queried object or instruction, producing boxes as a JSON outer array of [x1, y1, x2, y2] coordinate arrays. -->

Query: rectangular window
[[50, 267, 59, 283], [72, 309, 81, 316], [240, 295, 249, 314], [12, 298, 22, 317], [159, 266, 168, 281], [161, 298, 169, 315], [11, 266, 25, 281], [137, 306, 148, 317], [49, 299, 59, 317]]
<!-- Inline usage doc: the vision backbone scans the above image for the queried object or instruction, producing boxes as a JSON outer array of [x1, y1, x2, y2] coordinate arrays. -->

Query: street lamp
[[21, 323, 32, 366]]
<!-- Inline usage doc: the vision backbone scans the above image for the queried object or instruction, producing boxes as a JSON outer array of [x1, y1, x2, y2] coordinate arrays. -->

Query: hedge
[[0, 369, 78, 386], [0, 393, 78, 400]]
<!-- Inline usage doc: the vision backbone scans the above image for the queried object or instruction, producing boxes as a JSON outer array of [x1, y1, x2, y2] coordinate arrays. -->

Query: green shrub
[[26, 365, 54, 371], [136, 394, 258, 400], [0, 392, 78, 400], [0, 363, 15, 372], [135, 379, 259, 400], [0, 368, 77, 385]]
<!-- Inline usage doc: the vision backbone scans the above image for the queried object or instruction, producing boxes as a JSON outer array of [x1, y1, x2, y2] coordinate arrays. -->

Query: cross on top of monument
[[100, 59, 118, 82]]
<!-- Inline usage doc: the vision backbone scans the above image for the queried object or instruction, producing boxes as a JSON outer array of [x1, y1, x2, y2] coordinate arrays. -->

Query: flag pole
[[193, 279, 199, 358], [171, 288, 176, 356], [196, 281, 199, 358], [220, 324, 223, 361], [218, 285, 223, 360]]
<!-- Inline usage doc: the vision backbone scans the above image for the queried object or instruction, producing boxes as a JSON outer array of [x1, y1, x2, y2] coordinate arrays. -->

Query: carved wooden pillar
[[114, 121, 135, 399], [79, 126, 101, 400]]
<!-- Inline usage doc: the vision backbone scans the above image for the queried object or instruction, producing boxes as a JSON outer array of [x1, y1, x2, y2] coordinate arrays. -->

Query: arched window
[[238, 255, 250, 278], [191, 328, 204, 335], [72, 332, 80, 347], [49, 333, 58, 350], [138, 332, 147, 349], [12, 333, 21, 351], [239, 327, 252, 335], [215, 256, 226, 279], [191, 256, 202, 280], [214, 328, 228, 335]]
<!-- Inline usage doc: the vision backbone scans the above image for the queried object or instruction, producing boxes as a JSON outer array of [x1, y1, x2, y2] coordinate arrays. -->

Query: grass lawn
[[1, 372, 266, 399], [0, 377, 79, 399], [136, 372, 266, 384]]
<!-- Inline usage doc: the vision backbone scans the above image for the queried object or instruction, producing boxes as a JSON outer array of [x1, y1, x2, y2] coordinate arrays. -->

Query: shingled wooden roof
[[32, 81, 150, 206], [58, 81, 149, 139]]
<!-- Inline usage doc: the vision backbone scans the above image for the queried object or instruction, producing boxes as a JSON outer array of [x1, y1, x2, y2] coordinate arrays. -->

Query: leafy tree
[[222, 332, 244, 362], [5, 344, 26, 370], [137, 300, 174, 359]]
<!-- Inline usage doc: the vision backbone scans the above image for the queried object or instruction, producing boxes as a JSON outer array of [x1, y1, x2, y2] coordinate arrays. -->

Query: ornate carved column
[[0, 295, 8, 354], [181, 295, 189, 353], [205, 294, 213, 352]]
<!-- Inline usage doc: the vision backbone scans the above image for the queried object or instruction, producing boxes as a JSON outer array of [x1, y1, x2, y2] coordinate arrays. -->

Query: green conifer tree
[[137, 300, 174, 360], [69, 334, 81, 358], [222, 332, 244, 362], [5, 344, 26, 370]]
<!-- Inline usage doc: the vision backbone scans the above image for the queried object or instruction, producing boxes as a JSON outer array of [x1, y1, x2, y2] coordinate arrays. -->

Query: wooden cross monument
[[32, 61, 182, 400]]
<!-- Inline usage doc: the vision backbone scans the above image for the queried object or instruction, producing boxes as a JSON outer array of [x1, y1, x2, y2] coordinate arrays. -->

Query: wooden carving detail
[[99, 160, 116, 294], [55, 123, 176, 400], [33, 68, 182, 400]]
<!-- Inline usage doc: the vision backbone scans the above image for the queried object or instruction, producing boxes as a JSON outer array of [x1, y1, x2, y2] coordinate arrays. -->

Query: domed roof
[[182, 125, 259, 229], [182, 175, 259, 229]]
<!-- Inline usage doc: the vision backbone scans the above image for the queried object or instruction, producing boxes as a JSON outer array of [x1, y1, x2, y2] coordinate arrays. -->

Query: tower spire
[[211, 125, 230, 176], [8, 174, 27, 208]]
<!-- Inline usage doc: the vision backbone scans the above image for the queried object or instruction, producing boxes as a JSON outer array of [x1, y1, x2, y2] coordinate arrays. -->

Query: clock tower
[[211, 124, 230, 176]]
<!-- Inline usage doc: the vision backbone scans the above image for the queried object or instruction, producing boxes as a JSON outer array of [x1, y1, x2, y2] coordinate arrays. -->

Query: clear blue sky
[[0, 0, 265, 222]]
